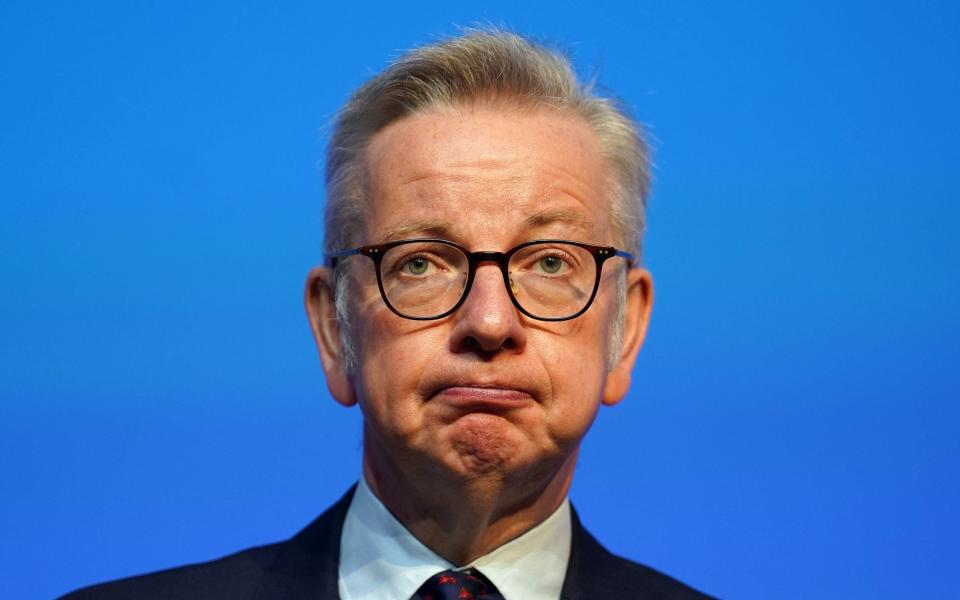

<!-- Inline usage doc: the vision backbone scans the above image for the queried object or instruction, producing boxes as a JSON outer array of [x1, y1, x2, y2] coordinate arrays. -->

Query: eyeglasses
[[326, 239, 635, 321]]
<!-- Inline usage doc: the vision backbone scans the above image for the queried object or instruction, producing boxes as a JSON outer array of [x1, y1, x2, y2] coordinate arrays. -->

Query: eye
[[401, 256, 434, 276], [513, 245, 580, 277], [538, 255, 565, 274]]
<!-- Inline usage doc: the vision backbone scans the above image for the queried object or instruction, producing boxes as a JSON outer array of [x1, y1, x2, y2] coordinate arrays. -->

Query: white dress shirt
[[338, 477, 572, 600]]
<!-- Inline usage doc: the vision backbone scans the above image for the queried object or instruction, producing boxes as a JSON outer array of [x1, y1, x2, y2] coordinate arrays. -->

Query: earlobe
[[602, 268, 654, 406], [304, 267, 357, 407]]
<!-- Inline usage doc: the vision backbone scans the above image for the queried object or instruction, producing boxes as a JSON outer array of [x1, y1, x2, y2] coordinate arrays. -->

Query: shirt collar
[[338, 477, 571, 600]]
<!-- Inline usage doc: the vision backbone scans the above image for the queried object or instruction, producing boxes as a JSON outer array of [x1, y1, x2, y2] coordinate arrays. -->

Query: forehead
[[362, 104, 611, 245]]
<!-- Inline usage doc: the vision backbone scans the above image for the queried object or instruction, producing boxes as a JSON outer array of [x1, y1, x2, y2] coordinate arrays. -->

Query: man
[[63, 31, 711, 599]]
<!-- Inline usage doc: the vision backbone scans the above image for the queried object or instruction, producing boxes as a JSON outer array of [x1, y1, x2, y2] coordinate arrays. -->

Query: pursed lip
[[429, 383, 535, 412]]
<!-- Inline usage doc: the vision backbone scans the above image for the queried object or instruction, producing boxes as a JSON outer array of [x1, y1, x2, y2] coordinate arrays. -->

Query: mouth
[[429, 384, 535, 412]]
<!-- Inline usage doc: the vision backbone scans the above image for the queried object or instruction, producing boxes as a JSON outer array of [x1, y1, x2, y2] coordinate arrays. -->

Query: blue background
[[2, 1, 958, 598]]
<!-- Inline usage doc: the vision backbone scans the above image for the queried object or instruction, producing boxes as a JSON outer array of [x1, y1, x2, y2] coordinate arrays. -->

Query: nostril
[[461, 336, 515, 353]]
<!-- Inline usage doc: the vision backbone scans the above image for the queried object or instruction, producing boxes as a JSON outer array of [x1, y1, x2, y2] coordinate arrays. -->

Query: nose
[[449, 262, 527, 356]]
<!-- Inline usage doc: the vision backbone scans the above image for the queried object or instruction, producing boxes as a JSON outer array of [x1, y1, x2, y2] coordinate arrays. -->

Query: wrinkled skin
[[306, 104, 653, 564]]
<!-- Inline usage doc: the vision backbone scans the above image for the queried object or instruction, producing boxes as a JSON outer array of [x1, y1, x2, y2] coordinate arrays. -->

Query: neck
[[362, 437, 577, 566]]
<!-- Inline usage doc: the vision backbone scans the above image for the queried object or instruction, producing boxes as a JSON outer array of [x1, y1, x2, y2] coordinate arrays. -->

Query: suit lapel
[[560, 504, 613, 598], [250, 486, 356, 600]]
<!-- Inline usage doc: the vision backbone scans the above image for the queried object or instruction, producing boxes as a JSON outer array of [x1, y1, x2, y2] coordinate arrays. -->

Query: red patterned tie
[[412, 567, 506, 600]]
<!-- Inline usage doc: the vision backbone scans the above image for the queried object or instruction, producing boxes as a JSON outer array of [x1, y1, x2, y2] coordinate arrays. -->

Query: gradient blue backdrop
[[2, 1, 958, 598]]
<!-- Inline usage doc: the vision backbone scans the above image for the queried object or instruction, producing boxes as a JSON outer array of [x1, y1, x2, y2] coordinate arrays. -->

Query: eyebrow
[[521, 209, 593, 232], [376, 209, 592, 244], [378, 219, 454, 243]]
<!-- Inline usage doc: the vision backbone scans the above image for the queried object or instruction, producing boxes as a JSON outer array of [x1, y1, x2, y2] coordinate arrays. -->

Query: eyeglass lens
[[378, 241, 597, 319]]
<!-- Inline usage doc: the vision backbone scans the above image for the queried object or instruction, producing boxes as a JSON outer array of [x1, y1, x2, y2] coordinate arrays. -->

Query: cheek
[[530, 327, 609, 442], [352, 311, 445, 435], [533, 310, 610, 383]]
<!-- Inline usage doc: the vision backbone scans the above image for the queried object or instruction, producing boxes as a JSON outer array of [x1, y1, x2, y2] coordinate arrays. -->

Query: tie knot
[[413, 567, 505, 600]]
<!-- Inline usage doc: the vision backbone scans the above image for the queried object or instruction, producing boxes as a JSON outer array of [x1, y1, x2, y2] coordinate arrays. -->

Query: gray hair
[[324, 30, 651, 372]]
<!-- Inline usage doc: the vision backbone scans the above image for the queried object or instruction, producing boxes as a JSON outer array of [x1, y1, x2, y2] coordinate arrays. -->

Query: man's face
[[313, 104, 652, 491]]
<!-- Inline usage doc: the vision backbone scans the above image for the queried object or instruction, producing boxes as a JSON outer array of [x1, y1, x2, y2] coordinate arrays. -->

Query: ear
[[602, 267, 654, 406], [304, 267, 357, 407]]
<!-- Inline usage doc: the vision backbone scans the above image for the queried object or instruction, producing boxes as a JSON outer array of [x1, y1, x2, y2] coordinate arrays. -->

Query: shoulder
[[563, 508, 715, 600], [58, 542, 285, 600], [59, 487, 355, 600]]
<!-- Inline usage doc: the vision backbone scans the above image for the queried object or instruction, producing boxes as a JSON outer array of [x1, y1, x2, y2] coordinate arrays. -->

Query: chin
[[438, 413, 530, 478]]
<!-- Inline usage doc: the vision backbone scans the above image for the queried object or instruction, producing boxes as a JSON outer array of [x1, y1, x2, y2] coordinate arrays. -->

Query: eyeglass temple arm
[[324, 247, 363, 268], [611, 249, 637, 266]]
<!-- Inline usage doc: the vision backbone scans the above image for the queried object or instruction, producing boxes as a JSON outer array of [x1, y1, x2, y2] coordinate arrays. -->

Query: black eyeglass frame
[[325, 238, 636, 322]]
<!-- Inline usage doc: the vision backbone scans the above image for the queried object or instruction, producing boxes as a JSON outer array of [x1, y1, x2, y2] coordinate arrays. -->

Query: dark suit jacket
[[62, 487, 712, 599]]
